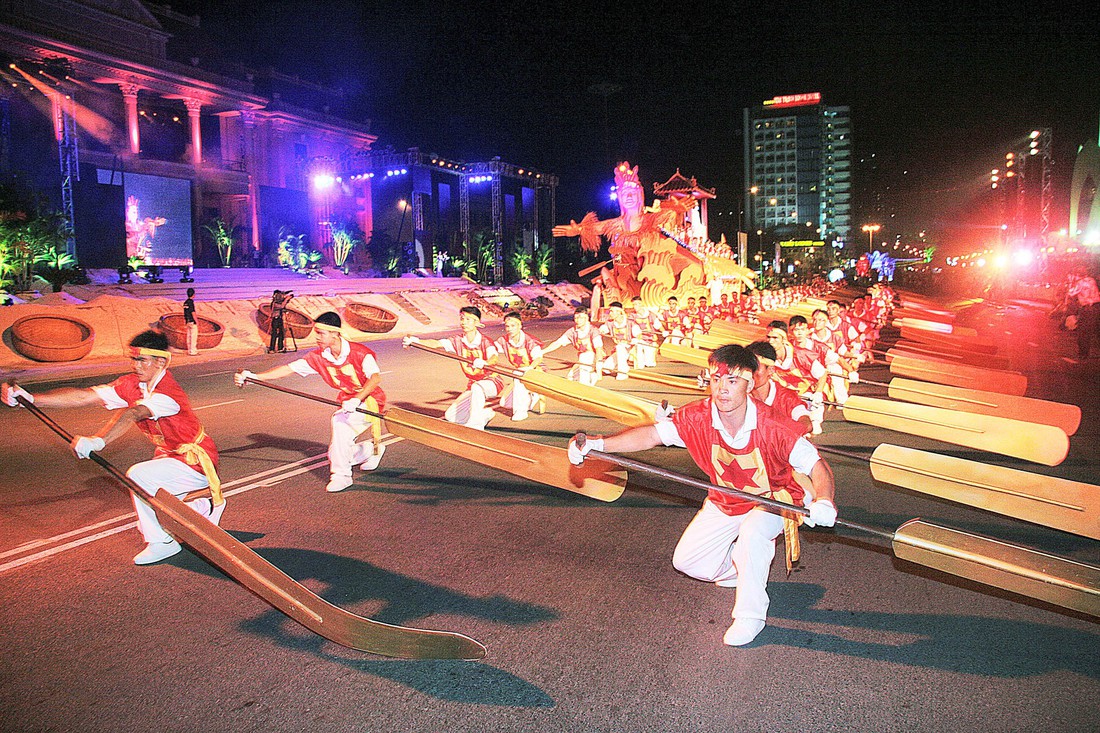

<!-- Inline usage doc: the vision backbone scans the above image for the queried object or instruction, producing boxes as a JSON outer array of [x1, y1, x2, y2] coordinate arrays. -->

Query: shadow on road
[[172, 544, 559, 705], [765, 582, 1100, 679]]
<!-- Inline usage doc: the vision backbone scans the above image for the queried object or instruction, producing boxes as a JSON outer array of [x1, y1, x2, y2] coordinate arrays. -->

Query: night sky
[[172, 0, 1100, 249]]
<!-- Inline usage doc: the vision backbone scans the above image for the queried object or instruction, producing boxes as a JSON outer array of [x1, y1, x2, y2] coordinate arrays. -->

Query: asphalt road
[[1, 307, 1098, 733]]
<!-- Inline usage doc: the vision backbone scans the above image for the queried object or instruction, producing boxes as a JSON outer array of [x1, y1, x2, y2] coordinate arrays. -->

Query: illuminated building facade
[[743, 93, 852, 244], [0, 0, 376, 268]]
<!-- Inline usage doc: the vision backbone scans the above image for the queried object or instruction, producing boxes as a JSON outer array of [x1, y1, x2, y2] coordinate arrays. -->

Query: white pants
[[330, 409, 376, 479], [602, 343, 631, 379], [127, 457, 211, 544], [826, 364, 850, 404], [444, 379, 500, 429], [567, 352, 600, 386], [499, 379, 540, 419], [186, 322, 199, 355], [672, 499, 785, 622], [633, 343, 657, 368]]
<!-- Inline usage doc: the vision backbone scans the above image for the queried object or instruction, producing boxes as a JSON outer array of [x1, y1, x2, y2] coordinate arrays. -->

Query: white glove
[[471, 357, 486, 370], [71, 435, 105, 459], [655, 401, 675, 422], [234, 370, 256, 388], [810, 392, 824, 407], [402, 335, 420, 347], [567, 435, 603, 465], [2, 383, 32, 407], [803, 498, 837, 528], [341, 397, 362, 413], [848, 371, 859, 384]]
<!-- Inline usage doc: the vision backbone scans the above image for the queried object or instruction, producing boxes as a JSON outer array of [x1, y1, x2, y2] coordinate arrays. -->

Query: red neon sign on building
[[762, 93, 822, 109]]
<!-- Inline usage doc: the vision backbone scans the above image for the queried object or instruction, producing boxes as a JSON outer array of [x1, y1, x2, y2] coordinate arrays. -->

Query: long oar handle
[[580, 439, 892, 542], [815, 445, 873, 463], [407, 341, 523, 380], [242, 377, 384, 420], [18, 397, 135, 492]]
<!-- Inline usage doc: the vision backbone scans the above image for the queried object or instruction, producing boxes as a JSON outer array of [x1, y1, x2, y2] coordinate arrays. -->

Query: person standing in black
[[183, 287, 198, 355], [269, 290, 291, 353]]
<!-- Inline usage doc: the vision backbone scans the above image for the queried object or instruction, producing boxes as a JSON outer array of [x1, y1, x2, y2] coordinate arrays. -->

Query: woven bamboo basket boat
[[344, 302, 398, 333], [257, 302, 313, 339], [158, 314, 225, 350], [10, 314, 95, 362]]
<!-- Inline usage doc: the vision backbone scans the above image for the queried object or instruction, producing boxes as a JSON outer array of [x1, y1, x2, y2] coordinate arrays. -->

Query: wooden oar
[[899, 326, 998, 354], [407, 342, 658, 428], [886, 378, 1081, 435], [818, 443, 1099, 541], [707, 320, 767, 341], [885, 344, 1013, 371], [658, 342, 712, 368], [20, 398, 487, 659], [584, 444, 1100, 618], [893, 317, 978, 338], [628, 369, 705, 392], [841, 395, 1069, 466], [889, 354, 1027, 396], [693, 331, 754, 350], [243, 377, 626, 502]]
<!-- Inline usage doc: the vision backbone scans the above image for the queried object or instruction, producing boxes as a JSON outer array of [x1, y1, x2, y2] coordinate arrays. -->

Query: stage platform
[[68, 268, 475, 303], [0, 268, 592, 382]]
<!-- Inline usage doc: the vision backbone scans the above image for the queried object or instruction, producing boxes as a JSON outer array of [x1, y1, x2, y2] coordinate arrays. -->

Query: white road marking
[[193, 399, 244, 411]]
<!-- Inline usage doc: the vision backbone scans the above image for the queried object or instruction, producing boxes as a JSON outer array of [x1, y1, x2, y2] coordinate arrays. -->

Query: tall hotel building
[[743, 93, 852, 244]]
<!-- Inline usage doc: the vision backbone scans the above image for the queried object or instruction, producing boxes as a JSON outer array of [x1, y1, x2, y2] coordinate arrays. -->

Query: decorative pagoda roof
[[653, 169, 716, 199]]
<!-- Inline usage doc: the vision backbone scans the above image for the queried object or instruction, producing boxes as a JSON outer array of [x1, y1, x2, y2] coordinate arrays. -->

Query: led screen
[[123, 172, 193, 266]]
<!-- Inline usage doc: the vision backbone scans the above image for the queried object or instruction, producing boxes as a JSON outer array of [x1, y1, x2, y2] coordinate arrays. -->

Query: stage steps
[[386, 292, 432, 325]]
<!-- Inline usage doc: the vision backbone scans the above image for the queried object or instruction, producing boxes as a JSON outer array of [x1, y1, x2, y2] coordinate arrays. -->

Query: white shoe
[[326, 475, 354, 493], [616, 372, 628, 381], [511, 411, 529, 422], [134, 539, 182, 565], [360, 444, 385, 471], [723, 618, 766, 646]]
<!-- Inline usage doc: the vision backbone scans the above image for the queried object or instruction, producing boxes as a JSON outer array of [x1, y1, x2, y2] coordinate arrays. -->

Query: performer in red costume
[[542, 306, 606, 386], [599, 301, 642, 380], [569, 344, 836, 647], [629, 296, 661, 368], [403, 306, 502, 430], [494, 311, 545, 421], [746, 341, 813, 435], [4, 330, 223, 565], [238, 311, 386, 493]]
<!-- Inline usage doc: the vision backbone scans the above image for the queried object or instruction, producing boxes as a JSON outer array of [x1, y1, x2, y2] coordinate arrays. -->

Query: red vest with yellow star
[[110, 371, 219, 474], [304, 341, 387, 409], [672, 397, 806, 516]]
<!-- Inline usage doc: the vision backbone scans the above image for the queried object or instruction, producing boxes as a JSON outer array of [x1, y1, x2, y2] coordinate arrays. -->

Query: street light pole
[[862, 223, 881, 253]]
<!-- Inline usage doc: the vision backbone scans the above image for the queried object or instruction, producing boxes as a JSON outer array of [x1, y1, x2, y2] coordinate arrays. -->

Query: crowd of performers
[[0, 280, 897, 649]]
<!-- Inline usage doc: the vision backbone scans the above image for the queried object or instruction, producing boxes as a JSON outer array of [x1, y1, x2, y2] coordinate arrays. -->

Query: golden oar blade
[[628, 369, 705, 392], [892, 519, 1100, 617], [659, 342, 712, 368], [893, 317, 978, 338], [707, 320, 767, 342], [842, 396, 1069, 466], [383, 407, 626, 502], [886, 344, 1013, 371], [899, 327, 998, 354], [870, 444, 1099, 540], [518, 370, 658, 428], [889, 354, 1027, 396], [887, 378, 1081, 435], [694, 331, 751, 350]]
